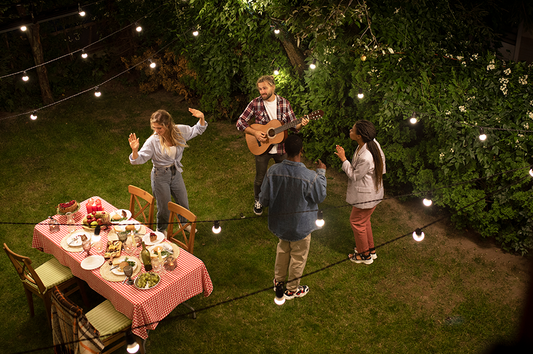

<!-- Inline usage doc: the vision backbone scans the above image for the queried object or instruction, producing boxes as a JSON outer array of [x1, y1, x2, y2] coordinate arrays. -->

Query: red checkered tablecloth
[[33, 197, 213, 339]]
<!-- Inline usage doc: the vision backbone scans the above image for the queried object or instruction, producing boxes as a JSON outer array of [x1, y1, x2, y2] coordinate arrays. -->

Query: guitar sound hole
[[267, 129, 276, 138]]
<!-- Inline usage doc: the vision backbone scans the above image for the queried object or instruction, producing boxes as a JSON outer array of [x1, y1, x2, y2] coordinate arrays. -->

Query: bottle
[[48, 216, 60, 233], [140, 241, 152, 272]]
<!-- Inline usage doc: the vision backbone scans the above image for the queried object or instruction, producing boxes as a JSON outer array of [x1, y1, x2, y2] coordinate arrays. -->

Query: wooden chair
[[167, 201, 197, 255], [3, 243, 89, 324], [128, 185, 155, 229], [51, 286, 144, 354]]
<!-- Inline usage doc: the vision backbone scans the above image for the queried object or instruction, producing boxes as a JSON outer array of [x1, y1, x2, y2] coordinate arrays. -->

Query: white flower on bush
[[519, 75, 528, 85], [457, 56, 463, 60], [500, 85, 508, 95], [530, 100, 533, 106], [504, 68, 511, 75], [528, 111, 533, 119], [462, 61, 467, 66], [524, 123, 530, 129], [499, 77, 509, 84], [487, 64, 495, 70], [388, 48, 394, 54], [495, 117, 501, 122], [445, 110, 451, 115], [398, 57, 402, 62], [450, 148, 454, 153], [439, 152, 445, 160], [459, 106, 466, 112], [467, 96, 475, 101], [394, 7, 400, 14], [472, 53, 479, 60]]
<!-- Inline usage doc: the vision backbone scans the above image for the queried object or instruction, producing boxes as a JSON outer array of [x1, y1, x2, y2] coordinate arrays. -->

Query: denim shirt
[[129, 120, 207, 173], [259, 160, 327, 241]]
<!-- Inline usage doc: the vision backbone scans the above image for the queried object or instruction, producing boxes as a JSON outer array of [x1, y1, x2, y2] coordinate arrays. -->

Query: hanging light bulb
[[409, 112, 417, 124], [21, 25, 27, 31], [94, 87, 101, 97], [315, 210, 324, 227], [274, 282, 285, 305], [212, 221, 221, 234], [479, 128, 487, 141], [192, 26, 199, 36], [22, 71, 29, 81], [135, 23, 142, 32], [357, 89, 364, 99], [274, 28, 280, 34], [309, 59, 316, 70], [273, 67, 280, 75], [529, 169, 533, 177], [78, 4, 86, 17], [412, 228, 425, 242], [81, 49, 88, 59], [30, 111, 37, 120], [149, 59, 156, 68], [126, 330, 139, 353], [423, 197, 432, 207]]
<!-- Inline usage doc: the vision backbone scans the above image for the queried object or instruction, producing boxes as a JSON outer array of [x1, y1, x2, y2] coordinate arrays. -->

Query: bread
[[112, 214, 122, 221], [125, 224, 136, 231], [149, 233, 158, 242]]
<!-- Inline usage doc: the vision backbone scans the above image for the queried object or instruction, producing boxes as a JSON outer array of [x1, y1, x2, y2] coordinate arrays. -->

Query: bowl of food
[[134, 272, 160, 290]]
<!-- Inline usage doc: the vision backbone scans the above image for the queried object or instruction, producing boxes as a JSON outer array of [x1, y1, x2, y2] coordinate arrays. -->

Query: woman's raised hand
[[128, 133, 139, 151], [334, 145, 346, 162], [189, 108, 206, 126]]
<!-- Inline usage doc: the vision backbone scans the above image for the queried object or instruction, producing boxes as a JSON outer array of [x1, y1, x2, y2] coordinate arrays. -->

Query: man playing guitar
[[236, 75, 309, 216]]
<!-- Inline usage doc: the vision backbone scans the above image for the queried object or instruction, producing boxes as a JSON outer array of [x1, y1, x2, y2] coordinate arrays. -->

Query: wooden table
[[32, 196, 213, 339]]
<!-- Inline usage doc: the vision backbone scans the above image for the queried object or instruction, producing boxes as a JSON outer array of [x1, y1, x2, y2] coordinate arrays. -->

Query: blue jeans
[[254, 152, 287, 200], [151, 166, 189, 232]]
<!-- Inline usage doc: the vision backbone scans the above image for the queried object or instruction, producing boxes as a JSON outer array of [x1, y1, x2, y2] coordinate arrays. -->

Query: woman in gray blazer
[[335, 120, 386, 264]]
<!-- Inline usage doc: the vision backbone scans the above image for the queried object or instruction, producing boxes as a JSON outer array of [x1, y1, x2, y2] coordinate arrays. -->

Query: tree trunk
[[278, 33, 306, 77], [25, 23, 54, 105]]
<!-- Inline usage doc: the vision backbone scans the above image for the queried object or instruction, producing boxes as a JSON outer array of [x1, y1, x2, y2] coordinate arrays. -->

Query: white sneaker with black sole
[[253, 200, 263, 216]]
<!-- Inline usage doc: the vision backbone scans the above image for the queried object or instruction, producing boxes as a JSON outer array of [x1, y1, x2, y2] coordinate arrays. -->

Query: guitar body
[[246, 120, 288, 155]]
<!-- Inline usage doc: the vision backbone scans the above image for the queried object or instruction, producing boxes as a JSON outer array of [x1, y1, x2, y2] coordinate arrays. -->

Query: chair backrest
[[167, 202, 197, 255], [128, 185, 155, 229], [51, 286, 105, 353], [3, 243, 46, 294]]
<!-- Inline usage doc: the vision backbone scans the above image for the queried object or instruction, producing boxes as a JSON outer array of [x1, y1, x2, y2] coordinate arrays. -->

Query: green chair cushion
[[28, 257, 74, 292], [86, 300, 132, 339]]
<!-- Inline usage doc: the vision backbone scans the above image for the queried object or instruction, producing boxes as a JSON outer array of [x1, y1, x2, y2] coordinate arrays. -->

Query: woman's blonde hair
[[150, 110, 187, 153]]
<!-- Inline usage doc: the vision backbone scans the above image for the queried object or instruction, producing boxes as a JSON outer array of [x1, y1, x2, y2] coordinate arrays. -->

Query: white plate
[[113, 220, 141, 233], [109, 209, 132, 223], [80, 255, 105, 270], [67, 230, 90, 247], [111, 257, 138, 275], [148, 243, 173, 259], [143, 231, 165, 245]]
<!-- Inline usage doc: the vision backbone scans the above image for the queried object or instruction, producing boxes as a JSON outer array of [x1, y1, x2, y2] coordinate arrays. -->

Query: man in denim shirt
[[259, 135, 327, 299]]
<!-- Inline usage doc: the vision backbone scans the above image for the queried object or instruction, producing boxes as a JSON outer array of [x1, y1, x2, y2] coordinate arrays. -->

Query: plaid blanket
[[51, 287, 105, 354]]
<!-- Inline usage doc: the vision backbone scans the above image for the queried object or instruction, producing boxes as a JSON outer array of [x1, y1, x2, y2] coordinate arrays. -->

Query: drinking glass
[[66, 212, 76, 233], [152, 257, 164, 273], [93, 241, 103, 253], [123, 265, 134, 285], [82, 239, 91, 257]]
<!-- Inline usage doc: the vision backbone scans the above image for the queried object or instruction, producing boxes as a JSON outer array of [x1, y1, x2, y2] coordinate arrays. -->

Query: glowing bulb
[[22, 72, 29, 81], [21, 26, 27, 31], [273, 67, 280, 75], [127, 343, 139, 353], [212, 221, 221, 234], [78, 4, 86, 17], [274, 283, 285, 305], [136, 25, 142, 32], [94, 87, 101, 97], [274, 296, 285, 305], [81, 50, 88, 59], [30, 112, 37, 120], [149, 60, 156, 68], [409, 112, 417, 124], [79, 10, 85, 17], [192, 30, 199, 36], [310, 60, 316, 70], [315, 210, 324, 227], [274, 29, 280, 34], [423, 198, 432, 207], [529, 169, 533, 177], [479, 133, 487, 141], [357, 89, 364, 99], [413, 229, 425, 242]]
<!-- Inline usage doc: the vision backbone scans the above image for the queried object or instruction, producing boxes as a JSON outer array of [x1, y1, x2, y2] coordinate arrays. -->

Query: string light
[[212, 220, 221, 234], [149, 59, 156, 68], [529, 169, 533, 177], [30, 111, 37, 120], [310, 59, 316, 70], [94, 87, 101, 97], [273, 67, 280, 75], [135, 23, 142, 32], [22, 71, 29, 81], [274, 28, 280, 34], [409, 112, 417, 124], [412, 228, 425, 242], [274, 282, 285, 305], [81, 50, 88, 59], [192, 27, 199, 36], [315, 210, 324, 227], [479, 128, 487, 141], [126, 330, 139, 353], [357, 88, 364, 99], [21, 26, 27, 31], [78, 4, 86, 17], [422, 197, 432, 207]]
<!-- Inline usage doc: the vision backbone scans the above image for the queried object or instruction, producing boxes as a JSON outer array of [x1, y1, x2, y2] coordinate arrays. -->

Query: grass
[[0, 85, 529, 354]]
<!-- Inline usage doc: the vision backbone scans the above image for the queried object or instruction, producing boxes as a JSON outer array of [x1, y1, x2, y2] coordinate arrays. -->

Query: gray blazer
[[341, 139, 386, 209]]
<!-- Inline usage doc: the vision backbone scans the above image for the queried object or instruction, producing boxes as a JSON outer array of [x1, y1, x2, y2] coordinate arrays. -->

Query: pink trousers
[[350, 205, 376, 255]]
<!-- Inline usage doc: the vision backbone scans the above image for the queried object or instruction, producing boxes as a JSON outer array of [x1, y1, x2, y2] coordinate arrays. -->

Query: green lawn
[[0, 86, 528, 354]]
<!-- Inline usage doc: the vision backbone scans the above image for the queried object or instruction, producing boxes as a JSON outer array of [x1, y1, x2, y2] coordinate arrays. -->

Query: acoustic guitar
[[245, 110, 324, 155]]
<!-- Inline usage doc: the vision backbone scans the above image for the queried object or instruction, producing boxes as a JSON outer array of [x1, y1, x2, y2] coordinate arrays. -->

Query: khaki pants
[[274, 234, 311, 291]]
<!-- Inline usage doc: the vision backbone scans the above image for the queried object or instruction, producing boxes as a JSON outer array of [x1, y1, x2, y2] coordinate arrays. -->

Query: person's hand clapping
[[334, 145, 346, 162]]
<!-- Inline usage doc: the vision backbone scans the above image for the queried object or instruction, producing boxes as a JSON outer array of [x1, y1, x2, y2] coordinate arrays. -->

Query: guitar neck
[[273, 116, 305, 135]]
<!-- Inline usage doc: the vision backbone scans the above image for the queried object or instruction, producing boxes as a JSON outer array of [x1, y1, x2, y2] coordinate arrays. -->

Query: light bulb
[[21, 26, 27, 31], [192, 30, 199, 36], [273, 67, 280, 75], [274, 296, 285, 305], [529, 169, 533, 177], [30, 111, 37, 120], [412, 229, 425, 242], [479, 133, 487, 141], [274, 283, 285, 305], [423, 198, 432, 207], [357, 89, 364, 99], [212, 221, 221, 234], [94, 87, 101, 97], [274, 29, 280, 34], [409, 112, 417, 124], [127, 343, 139, 353], [81, 50, 88, 59], [136, 24, 142, 32], [22, 72, 29, 81], [315, 210, 324, 227], [79, 10, 85, 16], [310, 60, 316, 70], [78, 4, 86, 17]]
